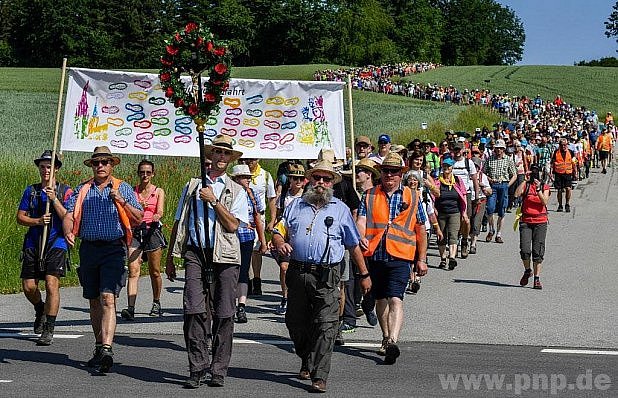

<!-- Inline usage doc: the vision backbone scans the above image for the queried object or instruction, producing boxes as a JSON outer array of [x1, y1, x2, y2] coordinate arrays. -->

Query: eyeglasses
[[356, 143, 370, 149], [91, 160, 110, 167], [138, 170, 153, 175], [441, 143, 449, 147], [290, 175, 304, 181], [213, 149, 233, 156], [312, 174, 333, 183], [381, 167, 401, 175]]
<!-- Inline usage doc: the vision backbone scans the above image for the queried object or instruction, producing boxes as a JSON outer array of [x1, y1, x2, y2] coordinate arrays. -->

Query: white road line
[[541, 349, 618, 356], [0, 380, 13, 383], [233, 338, 381, 348], [0, 332, 83, 339]]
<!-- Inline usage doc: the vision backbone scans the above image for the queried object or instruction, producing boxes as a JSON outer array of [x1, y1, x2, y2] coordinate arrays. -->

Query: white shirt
[[250, 167, 276, 207], [452, 157, 477, 193]]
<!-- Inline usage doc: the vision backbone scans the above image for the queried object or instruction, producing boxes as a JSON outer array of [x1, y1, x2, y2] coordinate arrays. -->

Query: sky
[[495, 0, 617, 65]]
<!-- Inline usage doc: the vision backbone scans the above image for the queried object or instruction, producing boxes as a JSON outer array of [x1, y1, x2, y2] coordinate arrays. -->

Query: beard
[[303, 185, 334, 207]]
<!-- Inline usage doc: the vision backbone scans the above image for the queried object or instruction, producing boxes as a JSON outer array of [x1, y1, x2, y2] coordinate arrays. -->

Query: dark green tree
[[605, 1, 618, 51]]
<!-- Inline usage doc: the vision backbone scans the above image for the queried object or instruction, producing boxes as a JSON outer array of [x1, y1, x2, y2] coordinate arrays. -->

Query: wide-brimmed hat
[[204, 134, 243, 162], [34, 150, 62, 168], [494, 139, 507, 149], [83, 146, 120, 167], [230, 164, 252, 178], [305, 159, 342, 184], [317, 148, 344, 168], [355, 135, 373, 148], [391, 144, 407, 154], [375, 152, 409, 173], [355, 158, 380, 179], [287, 163, 305, 177]]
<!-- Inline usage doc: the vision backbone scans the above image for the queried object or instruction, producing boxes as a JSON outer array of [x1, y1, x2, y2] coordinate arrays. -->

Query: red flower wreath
[[159, 22, 232, 120]]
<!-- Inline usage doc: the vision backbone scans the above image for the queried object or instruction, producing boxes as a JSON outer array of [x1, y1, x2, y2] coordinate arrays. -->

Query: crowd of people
[[16, 90, 614, 391]]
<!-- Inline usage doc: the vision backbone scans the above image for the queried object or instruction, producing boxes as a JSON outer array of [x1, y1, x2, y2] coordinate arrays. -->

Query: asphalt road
[[1, 161, 617, 396]]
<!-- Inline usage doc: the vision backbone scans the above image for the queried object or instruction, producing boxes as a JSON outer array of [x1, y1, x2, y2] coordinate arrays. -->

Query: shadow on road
[[452, 279, 520, 288]]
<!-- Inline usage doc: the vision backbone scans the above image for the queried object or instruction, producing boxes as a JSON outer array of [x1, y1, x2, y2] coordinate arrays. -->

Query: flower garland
[[159, 22, 232, 120]]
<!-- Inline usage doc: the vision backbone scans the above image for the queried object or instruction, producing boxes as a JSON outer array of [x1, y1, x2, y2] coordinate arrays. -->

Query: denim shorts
[[78, 240, 127, 299], [368, 260, 411, 300], [486, 182, 509, 217]]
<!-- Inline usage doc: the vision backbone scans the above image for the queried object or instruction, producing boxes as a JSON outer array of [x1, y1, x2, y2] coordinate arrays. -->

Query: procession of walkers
[[15, 88, 614, 391]]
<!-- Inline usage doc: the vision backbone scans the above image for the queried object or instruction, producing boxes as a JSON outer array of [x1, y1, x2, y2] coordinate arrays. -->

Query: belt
[[83, 238, 123, 247], [289, 259, 340, 273]]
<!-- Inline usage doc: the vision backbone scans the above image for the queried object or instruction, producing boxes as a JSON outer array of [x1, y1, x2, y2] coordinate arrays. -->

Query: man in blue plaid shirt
[[356, 152, 427, 366]]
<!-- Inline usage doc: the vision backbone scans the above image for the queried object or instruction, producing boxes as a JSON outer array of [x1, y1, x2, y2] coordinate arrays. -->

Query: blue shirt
[[174, 175, 249, 248], [19, 184, 72, 250], [238, 187, 265, 243], [358, 185, 427, 262], [274, 196, 360, 264], [66, 180, 142, 241]]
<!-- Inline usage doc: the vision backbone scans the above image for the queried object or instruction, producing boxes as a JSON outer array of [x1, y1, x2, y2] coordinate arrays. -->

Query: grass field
[[0, 64, 615, 293]]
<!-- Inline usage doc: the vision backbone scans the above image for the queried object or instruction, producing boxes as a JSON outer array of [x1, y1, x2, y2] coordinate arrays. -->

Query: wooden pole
[[347, 74, 357, 193], [40, 58, 68, 262]]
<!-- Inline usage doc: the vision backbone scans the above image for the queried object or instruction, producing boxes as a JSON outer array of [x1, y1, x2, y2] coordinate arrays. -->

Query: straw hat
[[34, 150, 62, 168], [305, 159, 342, 184], [287, 163, 305, 177], [83, 146, 120, 167], [229, 164, 252, 178], [355, 158, 380, 179], [375, 152, 409, 172], [316, 148, 344, 168], [204, 135, 243, 162]]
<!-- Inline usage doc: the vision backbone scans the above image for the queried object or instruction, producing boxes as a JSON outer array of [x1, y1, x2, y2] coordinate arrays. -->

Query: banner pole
[[40, 57, 68, 263], [347, 74, 357, 193]]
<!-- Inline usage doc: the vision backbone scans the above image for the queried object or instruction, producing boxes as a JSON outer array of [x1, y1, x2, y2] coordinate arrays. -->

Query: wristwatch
[[210, 199, 219, 206]]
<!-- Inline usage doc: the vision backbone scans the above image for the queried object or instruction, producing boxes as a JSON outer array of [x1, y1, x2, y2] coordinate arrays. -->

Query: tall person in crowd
[[121, 160, 166, 321], [552, 138, 577, 213], [165, 135, 249, 388], [17, 150, 72, 346], [357, 153, 428, 365], [63, 146, 143, 373], [272, 159, 371, 393], [241, 158, 276, 296], [596, 128, 613, 174]]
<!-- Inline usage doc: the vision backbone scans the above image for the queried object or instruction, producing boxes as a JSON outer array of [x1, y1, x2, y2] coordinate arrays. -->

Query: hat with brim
[[83, 146, 120, 167], [204, 134, 243, 162], [375, 152, 409, 173], [230, 164, 252, 178], [34, 150, 62, 168], [287, 163, 305, 177], [317, 148, 344, 168], [355, 158, 380, 179], [305, 159, 342, 184], [494, 139, 507, 149]]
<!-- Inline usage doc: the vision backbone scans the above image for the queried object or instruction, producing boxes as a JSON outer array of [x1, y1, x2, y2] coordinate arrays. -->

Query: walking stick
[[40, 58, 68, 263], [347, 74, 357, 193]]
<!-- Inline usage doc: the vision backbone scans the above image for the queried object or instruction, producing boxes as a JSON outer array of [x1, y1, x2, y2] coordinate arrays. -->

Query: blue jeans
[[486, 182, 509, 217]]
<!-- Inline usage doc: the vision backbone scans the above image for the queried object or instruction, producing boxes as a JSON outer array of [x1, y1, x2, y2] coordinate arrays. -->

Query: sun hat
[[375, 152, 409, 173], [34, 150, 62, 168], [230, 164, 252, 178], [355, 135, 373, 147], [355, 158, 380, 179], [494, 139, 507, 149], [391, 144, 406, 154], [316, 148, 344, 168], [442, 157, 455, 167], [83, 146, 121, 167], [204, 134, 243, 162], [287, 163, 305, 177], [305, 159, 342, 184]]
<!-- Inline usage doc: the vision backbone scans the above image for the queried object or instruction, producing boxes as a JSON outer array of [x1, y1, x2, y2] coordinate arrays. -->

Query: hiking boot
[[533, 279, 543, 290], [252, 277, 262, 296], [235, 306, 248, 323], [149, 302, 162, 317], [36, 322, 54, 346], [377, 337, 389, 356], [355, 304, 364, 318], [520, 268, 532, 286], [439, 258, 447, 269], [384, 340, 401, 365], [275, 298, 287, 315], [460, 241, 469, 258], [334, 329, 344, 346], [184, 370, 208, 389], [208, 374, 225, 387], [469, 245, 477, 255], [98, 346, 114, 373], [565, 204, 571, 213], [448, 258, 457, 270], [340, 322, 356, 333], [556, 205, 563, 212], [87, 345, 103, 367], [485, 232, 494, 242], [120, 307, 135, 321], [34, 311, 46, 335]]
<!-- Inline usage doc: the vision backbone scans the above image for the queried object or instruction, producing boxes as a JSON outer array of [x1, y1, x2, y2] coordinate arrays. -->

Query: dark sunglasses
[[138, 170, 153, 175], [290, 175, 304, 181], [91, 159, 110, 167], [213, 148, 233, 156], [381, 167, 401, 175], [312, 174, 333, 182]]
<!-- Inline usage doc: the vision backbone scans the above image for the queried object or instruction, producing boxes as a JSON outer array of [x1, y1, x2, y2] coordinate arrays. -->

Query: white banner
[[60, 68, 346, 160]]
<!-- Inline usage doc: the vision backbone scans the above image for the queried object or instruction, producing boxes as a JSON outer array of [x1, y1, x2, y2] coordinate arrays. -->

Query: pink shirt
[[134, 185, 159, 224]]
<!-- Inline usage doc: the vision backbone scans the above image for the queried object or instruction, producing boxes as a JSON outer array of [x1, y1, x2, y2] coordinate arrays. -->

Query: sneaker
[[481, 225, 487, 233], [565, 204, 570, 213], [208, 374, 225, 387], [384, 340, 401, 365], [275, 299, 287, 315], [98, 346, 114, 373], [519, 268, 532, 286], [556, 205, 563, 212], [602, 168, 607, 174], [439, 259, 447, 269], [377, 337, 389, 356], [149, 302, 162, 317], [355, 304, 364, 318], [87, 345, 103, 367], [533, 279, 543, 290], [36, 322, 54, 346], [410, 278, 421, 294], [184, 370, 208, 389], [495, 236, 504, 244], [340, 323, 356, 333], [34, 312, 46, 335], [365, 310, 378, 326], [120, 307, 135, 321], [235, 306, 248, 323], [334, 329, 344, 346], [448, 258, 457, 270], [469, 245, 477, 255]]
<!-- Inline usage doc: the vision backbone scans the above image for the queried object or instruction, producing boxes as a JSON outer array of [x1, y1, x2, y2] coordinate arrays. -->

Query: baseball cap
[[442, 157, 455, 167], [378, 134, 391, 144]]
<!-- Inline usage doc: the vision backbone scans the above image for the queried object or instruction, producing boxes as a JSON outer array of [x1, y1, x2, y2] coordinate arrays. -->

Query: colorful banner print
[[60, 68, 346, 160]]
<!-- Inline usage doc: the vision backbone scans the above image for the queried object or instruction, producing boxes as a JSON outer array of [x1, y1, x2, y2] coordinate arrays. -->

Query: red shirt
[[521, 182, 549, 224]]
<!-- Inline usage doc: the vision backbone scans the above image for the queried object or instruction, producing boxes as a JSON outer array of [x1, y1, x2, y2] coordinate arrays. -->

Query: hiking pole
[[40, 57, 68, 263], [347, 74, 357, 193]]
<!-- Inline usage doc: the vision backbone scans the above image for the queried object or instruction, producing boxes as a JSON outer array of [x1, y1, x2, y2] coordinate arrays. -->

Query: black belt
[[289, 259, 340, 273], [83, 238, 123, 247]]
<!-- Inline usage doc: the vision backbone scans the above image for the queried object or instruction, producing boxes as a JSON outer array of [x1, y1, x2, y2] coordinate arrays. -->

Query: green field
[[0, 64, 615, 293]]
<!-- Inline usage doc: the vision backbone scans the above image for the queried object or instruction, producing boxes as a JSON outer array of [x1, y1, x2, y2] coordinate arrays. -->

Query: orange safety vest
[[553, 150, 573, 175], [363, 185, 418, 261], [597, 134, 612, 152], [72, 177, 132, 244]]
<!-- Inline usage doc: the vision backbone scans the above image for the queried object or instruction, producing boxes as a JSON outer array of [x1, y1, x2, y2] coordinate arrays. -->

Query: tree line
[[0, 0, 525, 68]]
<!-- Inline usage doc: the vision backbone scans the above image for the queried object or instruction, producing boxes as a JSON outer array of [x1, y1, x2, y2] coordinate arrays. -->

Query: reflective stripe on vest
[[363, 185, 418, 261], [72, 177, 132, 244], [553, 150, 573, 174]]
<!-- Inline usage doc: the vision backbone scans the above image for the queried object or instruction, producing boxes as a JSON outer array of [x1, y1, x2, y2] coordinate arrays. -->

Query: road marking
[[541, 349, 618, 356], [234, 338, 381, 348], [0, 380, 13, 383], [0, 332, 83, 339]]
